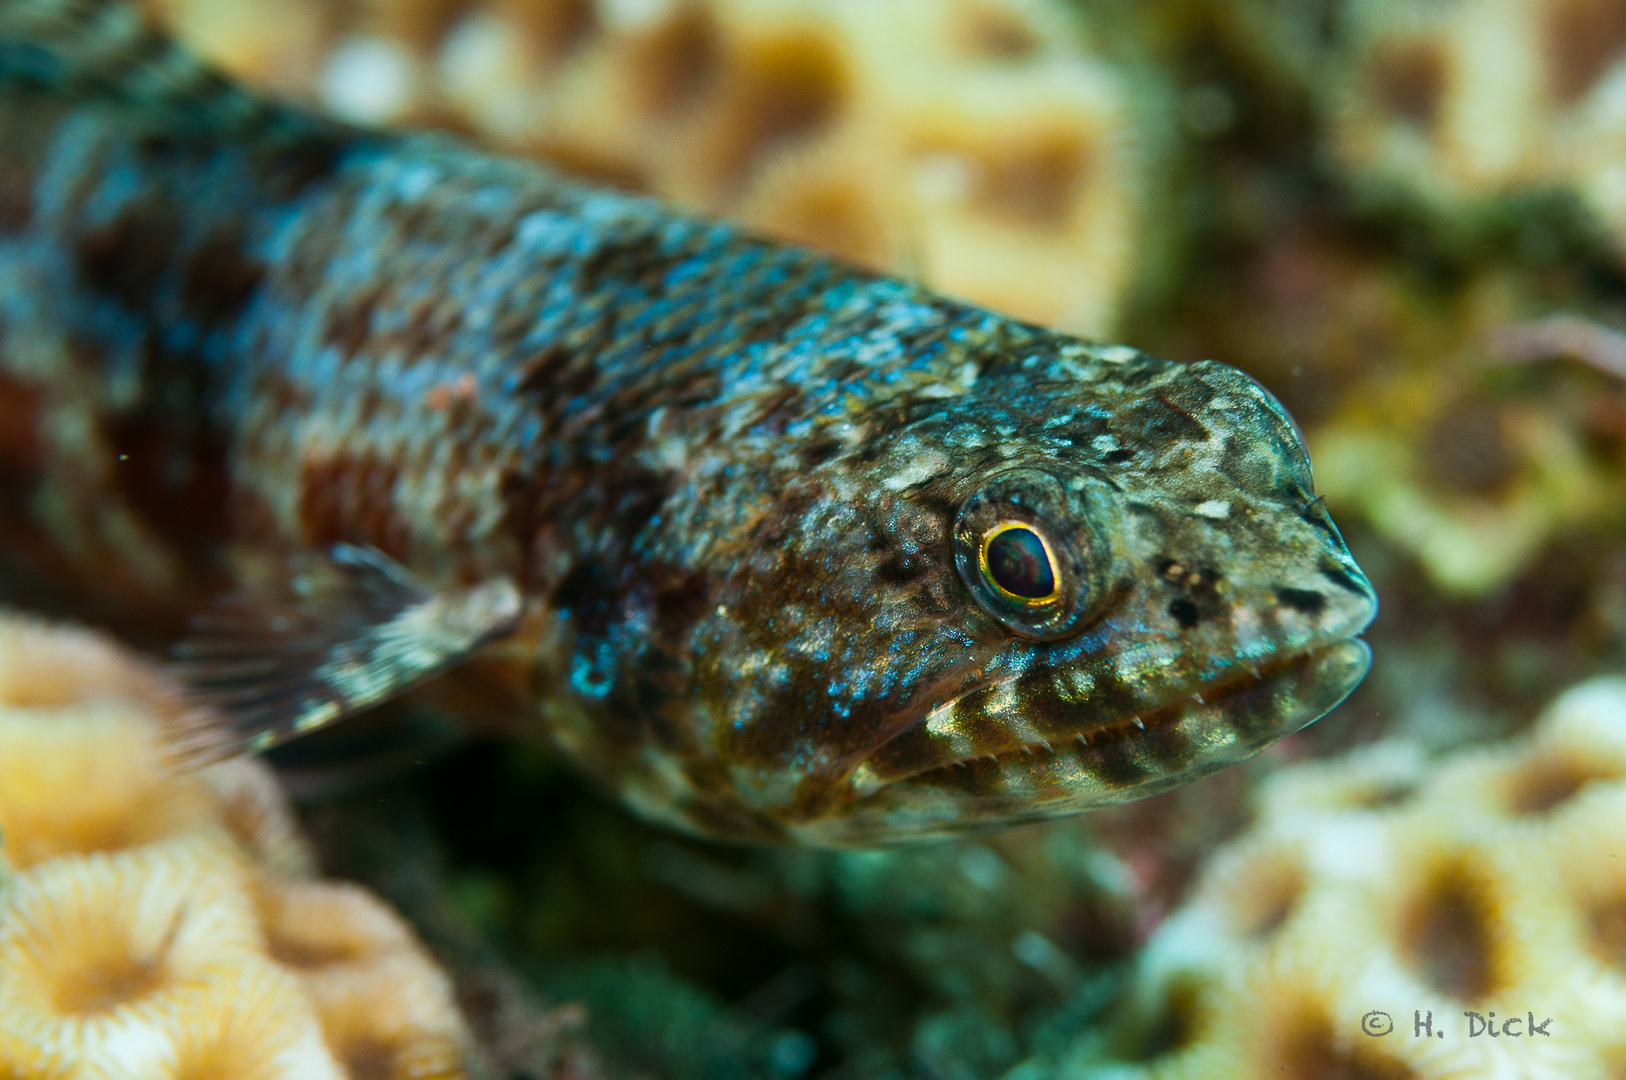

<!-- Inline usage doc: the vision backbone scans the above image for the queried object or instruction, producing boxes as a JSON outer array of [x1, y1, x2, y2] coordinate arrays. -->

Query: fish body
[[0, 0, 1376, 844]]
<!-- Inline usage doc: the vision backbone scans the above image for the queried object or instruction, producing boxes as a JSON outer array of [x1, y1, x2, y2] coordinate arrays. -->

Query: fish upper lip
[[851, 633, 1370, 790]]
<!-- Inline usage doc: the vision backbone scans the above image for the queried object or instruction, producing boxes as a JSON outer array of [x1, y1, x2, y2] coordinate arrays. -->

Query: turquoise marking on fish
[[0, 0, 1375, 845]]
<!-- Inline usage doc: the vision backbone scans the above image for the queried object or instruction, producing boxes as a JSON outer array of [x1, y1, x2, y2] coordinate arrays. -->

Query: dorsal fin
[[166, 545, 524, 765], [0, 0, 337, 142]]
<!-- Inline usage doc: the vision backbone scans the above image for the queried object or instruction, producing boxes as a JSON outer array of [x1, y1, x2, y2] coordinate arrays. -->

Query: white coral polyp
[[0, 611, 470, 1080], [0, 836, 343, 1079], [0, 701, 217, 870]]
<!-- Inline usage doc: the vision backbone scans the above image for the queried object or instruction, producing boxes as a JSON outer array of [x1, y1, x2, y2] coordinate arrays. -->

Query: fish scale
[[0, 0, 1377, 845]]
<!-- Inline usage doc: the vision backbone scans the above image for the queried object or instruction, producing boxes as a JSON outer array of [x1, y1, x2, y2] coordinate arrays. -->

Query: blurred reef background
[[57, 0, 1626, 1075]]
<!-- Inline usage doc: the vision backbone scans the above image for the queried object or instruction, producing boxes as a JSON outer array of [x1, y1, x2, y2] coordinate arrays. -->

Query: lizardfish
[[0, 0, 1375, 844]]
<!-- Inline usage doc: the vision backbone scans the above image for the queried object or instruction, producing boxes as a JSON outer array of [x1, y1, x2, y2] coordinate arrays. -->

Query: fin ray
[[167, 545, 523, 764]]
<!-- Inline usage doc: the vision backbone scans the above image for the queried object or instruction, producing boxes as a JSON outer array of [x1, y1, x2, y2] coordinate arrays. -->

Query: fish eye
[[953, 468, 1105, 641], [981, 523, 1058, 602]]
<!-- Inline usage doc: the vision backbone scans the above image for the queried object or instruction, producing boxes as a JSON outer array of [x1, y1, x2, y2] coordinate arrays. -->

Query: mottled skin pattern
[[0, 11, 1377, 844]]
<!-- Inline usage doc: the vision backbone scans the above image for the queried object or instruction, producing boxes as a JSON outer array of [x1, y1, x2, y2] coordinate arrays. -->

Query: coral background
[[22, 0, 1626, 1076]]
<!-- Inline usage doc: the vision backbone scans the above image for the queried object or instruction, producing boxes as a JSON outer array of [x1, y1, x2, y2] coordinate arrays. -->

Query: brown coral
[[0, 612, 472, 1080]]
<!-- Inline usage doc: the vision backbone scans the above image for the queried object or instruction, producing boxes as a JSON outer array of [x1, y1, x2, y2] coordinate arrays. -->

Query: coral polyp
[[0, 613, 471, 1080]]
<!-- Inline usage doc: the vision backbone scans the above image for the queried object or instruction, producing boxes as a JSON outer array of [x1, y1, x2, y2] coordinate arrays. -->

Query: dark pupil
[[986, 528, 1055, 599]]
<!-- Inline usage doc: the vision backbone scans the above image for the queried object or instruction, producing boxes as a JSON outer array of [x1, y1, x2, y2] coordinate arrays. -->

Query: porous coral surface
[[151, 0, 1170, 335], [1322, 0, 1626, 225], [1049, 677, 1626, 1079], [0, 611, 471, 1080]]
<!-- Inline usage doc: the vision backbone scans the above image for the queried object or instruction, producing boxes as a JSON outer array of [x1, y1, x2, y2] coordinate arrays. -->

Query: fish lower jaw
[[1076, 642, 1367, 751], [850, 637, 1372, 796]]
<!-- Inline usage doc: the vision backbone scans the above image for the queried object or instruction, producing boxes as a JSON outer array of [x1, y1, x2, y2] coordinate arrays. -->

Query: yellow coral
[[151, 0, 1168, 335], [1079, 676, 1626, 1079], [0, 613, 470, 1080]]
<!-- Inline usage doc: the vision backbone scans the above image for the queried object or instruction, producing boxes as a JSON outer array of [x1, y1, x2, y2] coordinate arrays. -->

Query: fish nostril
[[1276, 588, 1326, 615], [1168, 598, 1200, 629]]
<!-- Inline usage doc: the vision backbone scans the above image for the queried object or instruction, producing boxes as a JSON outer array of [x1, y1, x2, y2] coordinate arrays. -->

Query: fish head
[[563, 343, 1374, 846], [744, 348, 1377, 844]]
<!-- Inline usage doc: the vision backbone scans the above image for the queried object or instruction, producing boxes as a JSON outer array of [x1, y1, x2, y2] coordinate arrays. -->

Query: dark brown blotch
[[648, 563, 713, 634], [599, 462, 675, 538], [576, 230, 675, 294], [180, 227, 264, 329], [388, 298, 463, 360], [513, 342, 592, 400], [323, 288, 383, 360], [297, 452, 410, 558], [75, 205, 180, 308], [739, 296, 816, 348], [0, 145, 35, 232], [0, 370, 42, 475], [877, 550, 930, 586], [799, 437, 843, 467], [1089, 736, 1155, 788], [551, 559, 619, 641], [105, 409, 232, 562], [752, 483, 821, 546]]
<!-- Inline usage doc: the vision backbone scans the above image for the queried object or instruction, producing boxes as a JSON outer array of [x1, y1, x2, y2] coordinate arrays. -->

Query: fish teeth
[[1131, 716, 1146, 730]]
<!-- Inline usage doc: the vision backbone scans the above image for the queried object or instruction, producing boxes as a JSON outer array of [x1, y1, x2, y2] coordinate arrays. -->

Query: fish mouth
[[847, 637, 1371, 803]]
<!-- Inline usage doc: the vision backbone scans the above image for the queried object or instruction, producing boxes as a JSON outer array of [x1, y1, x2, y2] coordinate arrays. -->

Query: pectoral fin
[[167, 544, 523, 763]]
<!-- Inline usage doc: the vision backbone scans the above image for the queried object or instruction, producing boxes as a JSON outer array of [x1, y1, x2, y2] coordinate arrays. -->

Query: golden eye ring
[[979, 521, 1062, 606]]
